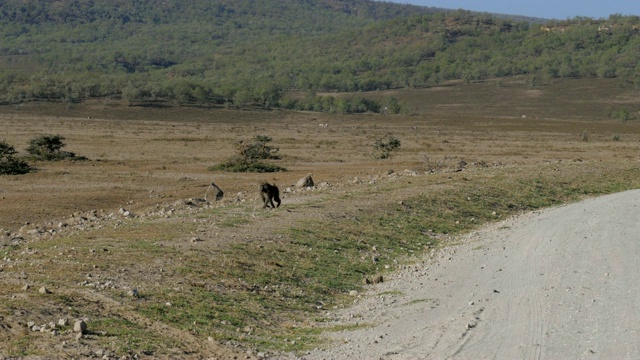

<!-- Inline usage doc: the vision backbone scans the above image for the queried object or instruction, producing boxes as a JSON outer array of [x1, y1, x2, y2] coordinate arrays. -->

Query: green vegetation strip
[[4, 164, 639, 357], [133, 164, 640, 354]]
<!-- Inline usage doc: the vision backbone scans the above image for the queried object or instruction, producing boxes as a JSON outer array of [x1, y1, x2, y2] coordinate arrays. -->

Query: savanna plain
[[1, 77, 640, 359]]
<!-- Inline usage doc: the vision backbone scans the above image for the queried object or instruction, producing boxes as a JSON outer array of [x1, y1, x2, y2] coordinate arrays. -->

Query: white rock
[[74, 320, 87, 334]]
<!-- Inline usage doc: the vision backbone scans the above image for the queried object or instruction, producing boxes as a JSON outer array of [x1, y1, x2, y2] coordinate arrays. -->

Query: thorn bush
[[0, 140, 33, 175], [25, 134, 87, 161], [373, 135, 401, 159], [210, 135, 286, 172]]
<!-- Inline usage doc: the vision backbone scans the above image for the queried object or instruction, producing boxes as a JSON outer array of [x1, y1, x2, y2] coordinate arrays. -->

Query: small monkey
[[260, 182, 281, 208]]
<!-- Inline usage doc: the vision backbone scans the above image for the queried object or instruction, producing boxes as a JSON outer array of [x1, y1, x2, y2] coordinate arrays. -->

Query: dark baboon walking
[[260, 182, 281, 208]]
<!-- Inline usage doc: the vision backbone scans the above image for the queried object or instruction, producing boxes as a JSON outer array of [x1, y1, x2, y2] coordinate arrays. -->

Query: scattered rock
[[316, 181, 332, 189], [364, 275, 384, 285], [127, 289, 140, 298], [58, 318, 69, 327], [296, 174, 314, 188], [206, 182, 224, 202], [74, 320, 87, 334], [39, 286, 50, 294], [118, 208, 133, 217], [27, 228, 42, 236]]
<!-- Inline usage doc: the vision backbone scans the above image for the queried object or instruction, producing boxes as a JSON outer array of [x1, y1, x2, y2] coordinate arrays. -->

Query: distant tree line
[[0, 1, 639, 110]]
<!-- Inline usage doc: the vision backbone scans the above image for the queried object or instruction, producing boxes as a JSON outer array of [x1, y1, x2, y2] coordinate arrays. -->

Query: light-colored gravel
[[297, 189, 640, 360]]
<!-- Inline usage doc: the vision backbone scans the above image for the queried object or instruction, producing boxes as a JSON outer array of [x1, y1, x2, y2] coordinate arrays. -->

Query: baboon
[[260, 182, 281, 208]]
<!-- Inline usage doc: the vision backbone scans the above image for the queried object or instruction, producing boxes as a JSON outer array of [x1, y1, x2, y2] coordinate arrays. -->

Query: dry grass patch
[[1, 78, 640, 357]]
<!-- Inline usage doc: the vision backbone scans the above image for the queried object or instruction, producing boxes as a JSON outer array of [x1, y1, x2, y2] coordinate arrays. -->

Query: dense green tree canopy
[[0, 1, 638, 109]]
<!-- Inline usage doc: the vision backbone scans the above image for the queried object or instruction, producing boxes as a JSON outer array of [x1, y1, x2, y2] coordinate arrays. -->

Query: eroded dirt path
[[300, 189, 640, 360]]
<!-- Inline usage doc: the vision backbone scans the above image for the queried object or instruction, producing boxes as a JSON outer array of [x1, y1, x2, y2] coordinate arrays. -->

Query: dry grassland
[[0, 77, 639, 358]]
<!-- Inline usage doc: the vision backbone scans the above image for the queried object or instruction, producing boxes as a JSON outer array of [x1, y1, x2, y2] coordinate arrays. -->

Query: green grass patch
[[378, 290, 404, 296], [404, 298, 435, 306], [90, 317, 176, 356], [132, 163, 640, 355], [216, 214, 252, 228]]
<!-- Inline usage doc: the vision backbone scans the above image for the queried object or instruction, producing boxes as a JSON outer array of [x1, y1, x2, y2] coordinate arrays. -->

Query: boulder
[[296, 174, 314, 188]]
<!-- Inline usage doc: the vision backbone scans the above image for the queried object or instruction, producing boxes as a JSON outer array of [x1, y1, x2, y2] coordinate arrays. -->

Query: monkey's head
[[259, 182, 269, 192]]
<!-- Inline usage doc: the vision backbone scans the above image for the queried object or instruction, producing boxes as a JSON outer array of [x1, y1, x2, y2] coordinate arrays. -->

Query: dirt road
[[301, 189, 640, 360]]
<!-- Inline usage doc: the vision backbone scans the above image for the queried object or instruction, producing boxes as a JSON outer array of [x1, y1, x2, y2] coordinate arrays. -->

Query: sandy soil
[[298, 189, 640, 360]]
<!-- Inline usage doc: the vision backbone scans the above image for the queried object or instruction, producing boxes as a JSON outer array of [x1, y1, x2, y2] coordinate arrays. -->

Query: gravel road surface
[[299, 190, 640, 360]]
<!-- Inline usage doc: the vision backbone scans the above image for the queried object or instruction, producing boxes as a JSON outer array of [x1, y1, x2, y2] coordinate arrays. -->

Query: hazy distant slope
[[0, 0, 638, 108], [0, 0, 434, 32]]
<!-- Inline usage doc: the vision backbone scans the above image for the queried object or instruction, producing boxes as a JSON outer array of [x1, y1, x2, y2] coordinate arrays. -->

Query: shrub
[[383, 97, 404, 115], [0, 140, 33, 175], [237, 135, 280, 161], [210, 135, 286, 173], [612, 108, 631, 122], [209, 157, 286, 173], [25, 134, 87, 161], [373, 135, 401, 159]]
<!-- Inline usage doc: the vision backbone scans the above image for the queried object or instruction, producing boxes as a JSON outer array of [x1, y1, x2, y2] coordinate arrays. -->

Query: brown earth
[[0, 77, 639, 359]]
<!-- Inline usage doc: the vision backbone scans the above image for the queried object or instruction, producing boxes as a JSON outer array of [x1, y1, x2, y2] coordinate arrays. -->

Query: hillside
[[0, 0, 639, 109]]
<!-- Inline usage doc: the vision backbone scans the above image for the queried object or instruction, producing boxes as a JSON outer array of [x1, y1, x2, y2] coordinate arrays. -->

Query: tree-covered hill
[[0, 0, 639, 110]]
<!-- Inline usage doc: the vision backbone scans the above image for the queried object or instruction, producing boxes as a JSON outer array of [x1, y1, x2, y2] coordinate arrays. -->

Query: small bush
[[237, 135, 280, 161], [0, 140, 33, 175], [26, 134, 87, 161], [209, 157, 286, 173], [612, 108, 631, 122], [211, 135, 286, 173], [373, 135, 401, 159], [383, 97, 404, 115]]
